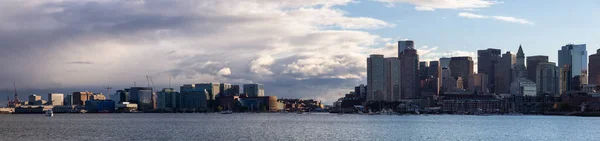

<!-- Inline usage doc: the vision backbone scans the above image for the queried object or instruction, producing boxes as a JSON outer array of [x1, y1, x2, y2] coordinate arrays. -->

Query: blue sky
[[0, 0, 598, 104], [341, 0, 600, 62]]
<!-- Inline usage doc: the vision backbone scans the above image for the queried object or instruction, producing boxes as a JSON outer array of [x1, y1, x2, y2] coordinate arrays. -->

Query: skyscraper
[[419, 61, 428, 80], [243, 84, 264, 97], [48, 93, 64, 106], [478, 48, 501, 93], [385, 57, 401, 101], [129, 87, 154, 111], [496, 51, 516, 94], [398, 40, 414, 54], [400, 48, 419, 99], [511, 45, 537, 96], [180, 84, 209, 109], [589, 49, 600, 85], [219, 83, 232, 97], [514, 45, 527, 79], [469, 73, 488, 94], [558, 44, 588, 92], [439, 57, 451, 69], [536, 62, 559, 96], [367, 54, 385, 101], [527, 55, 549, 83], [196, 83, 221, 100], [72, 91, 93, 105], [449, 56, 474, 90], [428, 61, 441, 96]]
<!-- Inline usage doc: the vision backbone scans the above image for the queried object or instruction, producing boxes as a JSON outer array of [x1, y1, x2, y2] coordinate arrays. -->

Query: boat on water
[[45, 109, 53, 117], [220, 110, 233, 114]]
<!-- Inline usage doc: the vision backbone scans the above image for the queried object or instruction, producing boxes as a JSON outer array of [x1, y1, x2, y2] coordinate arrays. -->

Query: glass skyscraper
[[558, 44, 587, 91]]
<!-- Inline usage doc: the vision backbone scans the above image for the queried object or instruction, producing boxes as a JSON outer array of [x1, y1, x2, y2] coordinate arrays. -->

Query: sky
[[0, 0, 599, 105]]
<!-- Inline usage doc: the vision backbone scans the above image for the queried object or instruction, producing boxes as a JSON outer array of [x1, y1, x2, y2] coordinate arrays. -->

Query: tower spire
[[517, 44, 524, 57]]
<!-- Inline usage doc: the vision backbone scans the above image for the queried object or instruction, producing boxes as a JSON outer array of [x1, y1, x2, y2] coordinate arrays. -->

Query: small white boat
[[220, 110, 233, 114], [45, 109, 54, 117]]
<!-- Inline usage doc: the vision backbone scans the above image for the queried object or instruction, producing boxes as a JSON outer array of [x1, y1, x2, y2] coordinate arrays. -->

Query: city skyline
[[0, 0, 599, 105]]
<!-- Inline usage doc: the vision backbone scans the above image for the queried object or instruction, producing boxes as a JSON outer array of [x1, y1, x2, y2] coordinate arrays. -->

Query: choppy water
[[0, 113, 599, 141]]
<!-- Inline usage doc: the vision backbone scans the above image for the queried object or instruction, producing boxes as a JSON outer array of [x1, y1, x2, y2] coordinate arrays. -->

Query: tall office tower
[[589, 49, 600, 85], [180, 84, 208, 109], [400, 48, 420, 99], [478, 48, 501, 93], [72, 91, 93, 105], [419, 61, 429, 80], [536, 62, 560, 96], [116, 89, 130, 103], [514, 45, 528, 79], [354, 84, 367, 99], [219, 83, 232, 97], [63, 94, 73, 106], [243, 84, 264, 97], [439, 57, 451, 69], [157, 88, 180, 110], [367, 54, 386, 101], [527, 55, 549, 82], [130, 87, 154, 111], [428, 61, 441, 95], [496, 52, 516, 94], [196, 83, 221, 100], [511, 45, 537, 96], [231, 85, 241, 96], [449, 56, 474, 90], [469, 73, 488, 94], [558, 44, 588, 92], [385, 57, 401, 101], [48, 93, 64, 106], [398, 40, 414, 54]]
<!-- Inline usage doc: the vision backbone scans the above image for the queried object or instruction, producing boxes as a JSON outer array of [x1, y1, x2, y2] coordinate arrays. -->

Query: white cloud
[[492, 16, 534, 25], [458, 12, 486, 19], [458, 12, 534, 25], [217, 68, 232, 76], [375, 0, 500, 11], [0, 0, 396, 104], [415, 6, 435, 11]]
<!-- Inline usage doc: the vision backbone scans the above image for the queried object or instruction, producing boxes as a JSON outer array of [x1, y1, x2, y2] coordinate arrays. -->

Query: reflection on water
[[0, 113, 598, 141]]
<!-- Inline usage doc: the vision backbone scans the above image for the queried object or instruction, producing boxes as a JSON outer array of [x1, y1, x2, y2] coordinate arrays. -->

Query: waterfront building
[[72, 91, 93, 105], [48, 93, 64, 106], [449, 56, 474, 90], [243, 84, 264, 97], [590, 49, 600, 85], [116, 89, 130, 103], [129, 87, 154, 111], [398, 40, 414, 54], [385, 57, 401, 101], [85, 100, 116, 113], [558, 44, 588, 92], [157, 88, 180, 110], [28, 94, 42, 105], [238, 96, 281, 112], [91, 93, 106, 101], [63, 94, 73, 105], [496, 52, 516, 94], [510, 78, 537, 96], [367, 54, 386, 101], [478, 48, 501, 93], [180, 84, 209, 109], [527, 55, 549, 83], [400, 48, 419, 99], [536, 62, 560, 96]]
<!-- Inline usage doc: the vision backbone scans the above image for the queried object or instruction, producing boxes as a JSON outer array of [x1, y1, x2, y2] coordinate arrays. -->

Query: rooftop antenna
[[169, 76, 172, 89], [134, 81, 137, 87]]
